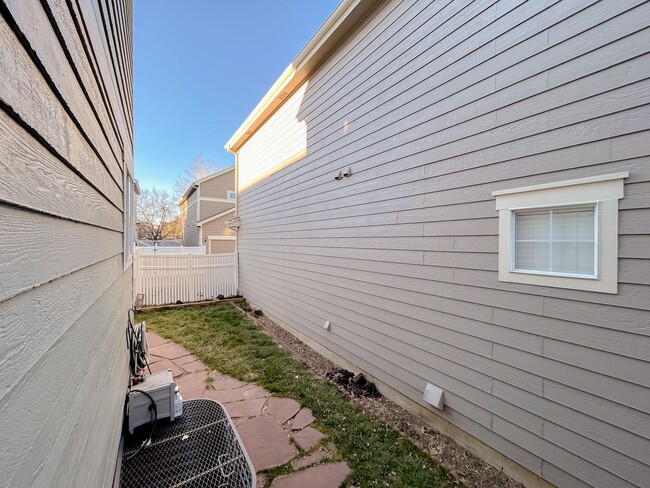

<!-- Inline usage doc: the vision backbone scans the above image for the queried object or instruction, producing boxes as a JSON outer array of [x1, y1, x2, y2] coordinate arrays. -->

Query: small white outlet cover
[[423, 382, 445, 410], [323, 320, 331, 330]]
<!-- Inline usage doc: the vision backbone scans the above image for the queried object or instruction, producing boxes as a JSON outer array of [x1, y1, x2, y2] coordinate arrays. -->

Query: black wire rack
[[120, 399, 255, 488]]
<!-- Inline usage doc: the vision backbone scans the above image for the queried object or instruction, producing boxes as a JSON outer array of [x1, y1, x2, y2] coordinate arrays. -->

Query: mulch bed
[[234, 303, 523, 488]]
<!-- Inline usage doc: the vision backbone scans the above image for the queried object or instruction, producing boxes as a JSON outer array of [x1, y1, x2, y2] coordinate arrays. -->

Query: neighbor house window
[[227, 190, 236, 201], [493, 172, 627, 294]]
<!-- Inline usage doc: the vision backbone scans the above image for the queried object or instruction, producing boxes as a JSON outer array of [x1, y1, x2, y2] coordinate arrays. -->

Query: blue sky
[[134, 0, 340, 192]]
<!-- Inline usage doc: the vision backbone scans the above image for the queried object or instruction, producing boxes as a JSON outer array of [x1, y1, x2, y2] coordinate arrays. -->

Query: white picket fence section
[[135, 245, 206, 255], [135, 253, 237, 306]]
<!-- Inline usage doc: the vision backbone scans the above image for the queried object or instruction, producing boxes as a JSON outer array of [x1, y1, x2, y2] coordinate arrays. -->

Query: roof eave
[[225, 0, 377, 154]]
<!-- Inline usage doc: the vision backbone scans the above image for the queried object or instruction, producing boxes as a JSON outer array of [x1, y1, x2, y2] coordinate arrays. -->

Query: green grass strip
[[140, 304, 460, 488]]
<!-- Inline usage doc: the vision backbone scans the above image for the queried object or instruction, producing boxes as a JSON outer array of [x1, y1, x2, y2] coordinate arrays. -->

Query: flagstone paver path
[[147, 331, 350, 488]]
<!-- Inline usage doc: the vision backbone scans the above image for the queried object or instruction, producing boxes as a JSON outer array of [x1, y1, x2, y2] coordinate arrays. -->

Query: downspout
[[234, 150, 240, 295]]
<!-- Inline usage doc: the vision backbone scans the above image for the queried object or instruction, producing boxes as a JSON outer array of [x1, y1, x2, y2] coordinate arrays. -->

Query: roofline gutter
[[224, 0, 377, 154]]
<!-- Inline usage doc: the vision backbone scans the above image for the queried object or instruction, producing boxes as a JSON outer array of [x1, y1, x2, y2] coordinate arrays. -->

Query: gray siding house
[[226, 1, 650, 487], [0, 1, 134, 486], [179, 166, 236, 252]]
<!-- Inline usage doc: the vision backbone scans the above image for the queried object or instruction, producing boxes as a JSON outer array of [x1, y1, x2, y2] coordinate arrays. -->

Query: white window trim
[[227, 190, 236, 201], [207, 235, 236, 254], [123, 170, 137, 270], [493, 172, 628, 294], [200, 196, 232, 203]]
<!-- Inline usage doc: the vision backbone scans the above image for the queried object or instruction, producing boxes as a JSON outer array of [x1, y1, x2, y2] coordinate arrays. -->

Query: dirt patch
[[235, 303, 523, 488]]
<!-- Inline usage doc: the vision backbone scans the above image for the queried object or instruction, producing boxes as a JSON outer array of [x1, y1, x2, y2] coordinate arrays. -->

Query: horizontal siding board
[[0, 17, 122, 208], [42, 0, 124, 154], [0, 110, 122, 231], [620, 235, 650, 258], [0, 271, 129, 487], [65, 0, 131, 152], [542, 297, 650, 335], [543, 379, 650, 441], [6, 0, 122, 185], [542, 339, 650, 387], [492, 416, 636, 488], [0, 205, 121, 301], [493, 381, 650, 461], [85, 0, 132, 137], [542, 420, 650, 487], [199, 200, 234, 221], [492, 308, 650, 362], [492, 345, 649, 412], [73, 0, 130, 149], [541, 461, 594, 488], [0, 256, 123, 402], [454, 269, 650, 311]]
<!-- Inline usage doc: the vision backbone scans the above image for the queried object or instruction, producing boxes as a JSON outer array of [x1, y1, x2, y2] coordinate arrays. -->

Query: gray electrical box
[[128, 370, 178, 434]]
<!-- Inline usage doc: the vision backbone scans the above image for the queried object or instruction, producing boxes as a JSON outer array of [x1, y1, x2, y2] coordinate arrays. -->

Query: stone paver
[[175, 354, 200, 365], [181, 359, 207, 374], [270, 461, 351, 488], [210, 377, 247, 391], [174, 371, 209, 398], [292, 426, 325, 452], [203, 385, 270, 404], [225, 397, 268, 418], [237, 416, 297, 471], [146, 331, 169, 348], [149, 358, 183, 378], [147, 332, 350, 488], [266, 397, 301, 424], [149, 341, 190, 360], [291, 408, 315, 430], [291, 449, 328, 470]]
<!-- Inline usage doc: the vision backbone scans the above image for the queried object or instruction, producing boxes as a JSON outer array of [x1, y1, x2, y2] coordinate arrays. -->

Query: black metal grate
[[121, 399, 255, 488]]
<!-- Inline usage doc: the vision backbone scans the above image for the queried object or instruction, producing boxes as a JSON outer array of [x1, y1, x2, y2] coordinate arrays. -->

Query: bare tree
[[165, 215, 183, 240], [137, 187, 179, 240], [174, 153, 222, 198]]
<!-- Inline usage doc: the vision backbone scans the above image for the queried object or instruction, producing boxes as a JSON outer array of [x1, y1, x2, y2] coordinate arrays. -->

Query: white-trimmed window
[[123, 172, 139, 269], [493, 172, 627, 294], [227, 190, 236, 201]]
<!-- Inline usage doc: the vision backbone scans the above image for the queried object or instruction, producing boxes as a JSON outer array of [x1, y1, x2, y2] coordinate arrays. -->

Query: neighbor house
[[0, 1, 135, 486], [226, 1, 650, 487], [178, 166, 237, 253]]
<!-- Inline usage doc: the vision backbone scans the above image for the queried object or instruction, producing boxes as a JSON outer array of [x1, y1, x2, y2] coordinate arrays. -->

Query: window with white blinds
[[493, 172, 627, 294], [513, 205, 597, 277]]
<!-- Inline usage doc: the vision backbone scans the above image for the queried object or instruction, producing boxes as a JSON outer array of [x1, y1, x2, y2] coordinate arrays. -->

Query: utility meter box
[[128, 370, 178, 434]]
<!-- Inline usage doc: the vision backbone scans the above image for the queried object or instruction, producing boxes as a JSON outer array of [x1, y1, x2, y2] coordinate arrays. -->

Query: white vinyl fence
[[135, 253, 237, 306], [135, 245, 206, 255]]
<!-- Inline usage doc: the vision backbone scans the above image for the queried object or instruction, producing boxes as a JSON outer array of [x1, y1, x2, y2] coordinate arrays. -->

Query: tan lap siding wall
[[202, 213, 236, 239], [199, 169, 235, 198], [199, 200, 234, 221], [236, 1, 650, 487], [183, 192, 200, 246], [0, 1, 133, 486]]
